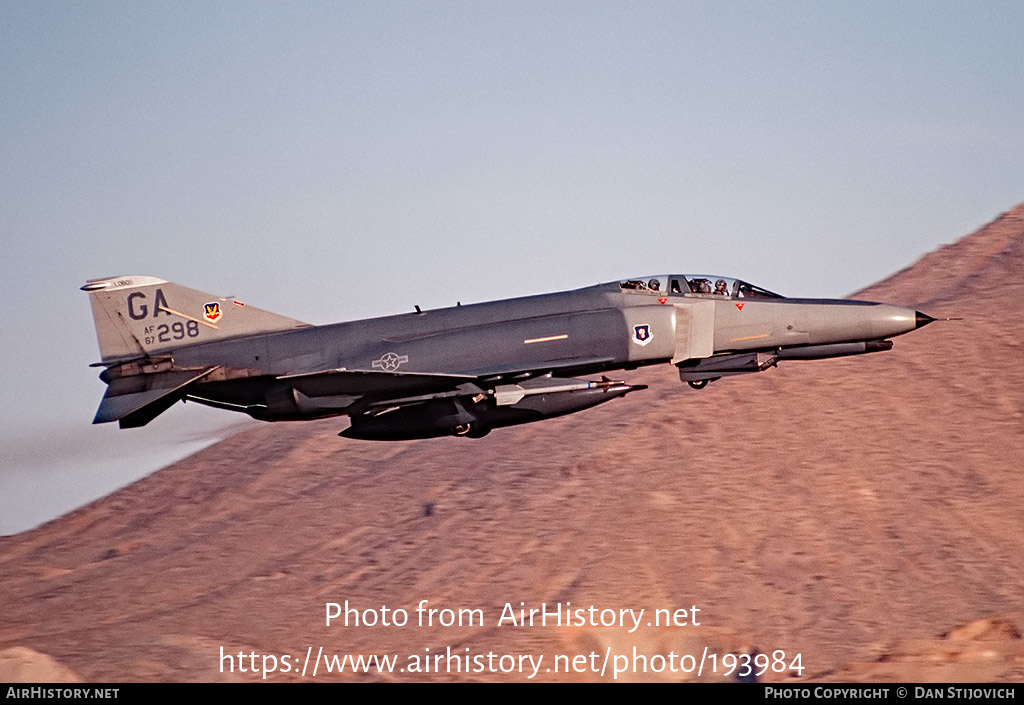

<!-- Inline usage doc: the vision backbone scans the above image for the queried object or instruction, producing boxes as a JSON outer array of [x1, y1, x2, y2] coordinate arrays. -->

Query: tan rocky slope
[[2, 205, 1023, 682]]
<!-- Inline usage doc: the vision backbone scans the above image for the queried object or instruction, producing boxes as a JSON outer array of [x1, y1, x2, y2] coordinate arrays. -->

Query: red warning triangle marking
[[735, 302, 744, 310], [658, 297, 667, 305]]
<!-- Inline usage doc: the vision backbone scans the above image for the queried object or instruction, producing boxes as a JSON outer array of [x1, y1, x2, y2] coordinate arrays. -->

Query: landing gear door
[[672, 301, 715, 364]]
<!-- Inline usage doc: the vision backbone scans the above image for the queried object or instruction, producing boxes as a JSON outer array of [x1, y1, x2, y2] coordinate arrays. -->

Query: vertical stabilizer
[[81, 275, 309, 363]]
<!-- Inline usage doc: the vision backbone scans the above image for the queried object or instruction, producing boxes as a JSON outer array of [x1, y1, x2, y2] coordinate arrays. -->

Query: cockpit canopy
[[618, 275, 783, 299]]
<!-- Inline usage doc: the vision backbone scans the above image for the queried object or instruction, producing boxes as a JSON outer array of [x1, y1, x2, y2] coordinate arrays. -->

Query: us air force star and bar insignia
[[632, 324, 653, 346], [203, 302, 222, 322], [372, 352, 409, 372]]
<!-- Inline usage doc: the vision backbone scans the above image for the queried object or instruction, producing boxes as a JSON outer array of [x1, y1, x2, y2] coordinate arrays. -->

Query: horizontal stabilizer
[[94, 368, 217, 428]]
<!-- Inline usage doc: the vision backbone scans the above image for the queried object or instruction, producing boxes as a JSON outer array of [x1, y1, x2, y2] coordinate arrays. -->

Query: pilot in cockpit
[[689, 278, 712, 294]]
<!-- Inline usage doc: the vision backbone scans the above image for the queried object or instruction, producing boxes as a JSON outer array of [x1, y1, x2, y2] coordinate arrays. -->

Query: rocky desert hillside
[[2, 204, 1023, 682]]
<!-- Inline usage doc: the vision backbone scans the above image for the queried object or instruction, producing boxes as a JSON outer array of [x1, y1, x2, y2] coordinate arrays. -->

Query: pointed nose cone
[[915, 311, 936, 328]]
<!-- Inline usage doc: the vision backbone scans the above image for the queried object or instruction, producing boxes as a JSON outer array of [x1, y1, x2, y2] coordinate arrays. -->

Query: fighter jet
[[81, 274, 934, 440]]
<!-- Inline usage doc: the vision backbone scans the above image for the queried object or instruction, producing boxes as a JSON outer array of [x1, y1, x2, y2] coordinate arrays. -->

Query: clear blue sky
[[2, 1, 1022, 534]]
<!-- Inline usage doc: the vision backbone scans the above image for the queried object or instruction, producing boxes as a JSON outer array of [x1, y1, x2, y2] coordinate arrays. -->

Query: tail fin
[[82, 275, 309, 363]]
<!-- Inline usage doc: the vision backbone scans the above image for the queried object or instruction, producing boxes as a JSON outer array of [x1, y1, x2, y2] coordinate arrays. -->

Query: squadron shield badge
[[203, 302, 222, 323], [632, 324, 653, 346]]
